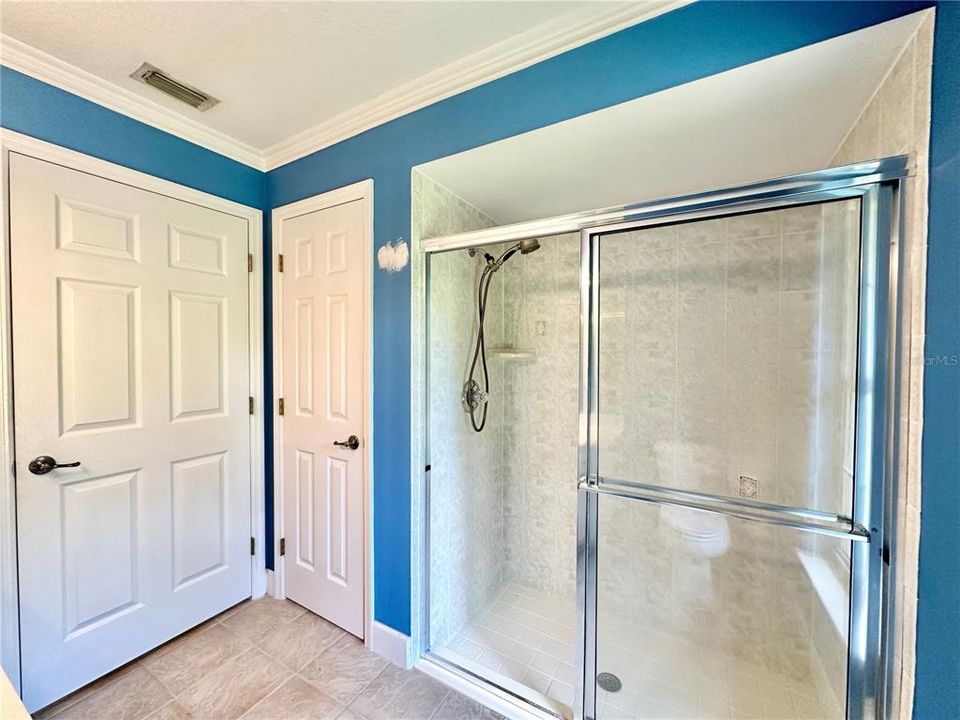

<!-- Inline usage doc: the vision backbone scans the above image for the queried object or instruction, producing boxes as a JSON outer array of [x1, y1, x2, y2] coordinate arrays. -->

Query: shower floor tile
[[442, 582, 577, 710], [438, 584, 844, 720], [593, 632, 844, 720]]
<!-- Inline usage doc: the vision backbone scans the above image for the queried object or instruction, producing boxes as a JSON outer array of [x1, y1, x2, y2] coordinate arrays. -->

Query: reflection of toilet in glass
[[655, 441, 730, 602]]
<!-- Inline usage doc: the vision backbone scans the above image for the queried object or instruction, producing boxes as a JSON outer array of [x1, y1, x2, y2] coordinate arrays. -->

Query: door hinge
[[249, 396, 254, 415], [278, 398, 285, 416], [278, 254, 284, 272], [247, 253, 253, 272], [279, 538, 286, 557], [250, 537, 256, 556]]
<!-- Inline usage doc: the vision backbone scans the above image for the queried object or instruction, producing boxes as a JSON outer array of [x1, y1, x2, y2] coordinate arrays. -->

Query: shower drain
[[597, 672, 622, 692]]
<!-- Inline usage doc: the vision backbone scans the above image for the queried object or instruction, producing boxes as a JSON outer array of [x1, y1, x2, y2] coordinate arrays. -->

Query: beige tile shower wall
[[499, 234, 581, 602], [599, 205, 852, 511], [413, 171, 506, 648], [831, 13, 933, 716]]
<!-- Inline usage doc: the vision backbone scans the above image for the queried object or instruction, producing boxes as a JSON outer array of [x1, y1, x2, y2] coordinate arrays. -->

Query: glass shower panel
[[591, 199, 864, 720], [595, 495, 850, 720], [427, 234, 581, 713], [595, 200, 862, 516]]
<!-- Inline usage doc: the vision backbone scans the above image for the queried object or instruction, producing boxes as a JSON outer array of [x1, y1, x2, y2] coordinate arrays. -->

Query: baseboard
[[369, 621, 410, 667], [265, 569, 277, 598]]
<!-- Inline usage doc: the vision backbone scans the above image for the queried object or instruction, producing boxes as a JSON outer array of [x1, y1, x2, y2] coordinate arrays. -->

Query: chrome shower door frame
[[419, 157, 907, 720], [575, 161, 906, 720]]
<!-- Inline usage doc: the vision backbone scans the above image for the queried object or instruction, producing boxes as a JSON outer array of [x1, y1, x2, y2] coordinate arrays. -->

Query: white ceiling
[[419, 12, 924, 224], [0, 1, 654, 165]]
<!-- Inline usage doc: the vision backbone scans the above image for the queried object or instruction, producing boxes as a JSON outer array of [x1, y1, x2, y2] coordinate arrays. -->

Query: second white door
[[279, 195, 367, 638]]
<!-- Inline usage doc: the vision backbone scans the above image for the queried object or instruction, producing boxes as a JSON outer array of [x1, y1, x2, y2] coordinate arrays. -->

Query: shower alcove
[[411, 10, 933, 720]]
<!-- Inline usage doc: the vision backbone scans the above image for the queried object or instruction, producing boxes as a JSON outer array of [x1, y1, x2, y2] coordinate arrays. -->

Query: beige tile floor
[[35, 597, 503, 720]]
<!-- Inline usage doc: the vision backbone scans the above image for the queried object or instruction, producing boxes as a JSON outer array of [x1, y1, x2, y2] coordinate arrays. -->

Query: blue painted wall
[[267, 0, 935, 636], [915, 2, 960, 717], [0, 67, 264, 208]]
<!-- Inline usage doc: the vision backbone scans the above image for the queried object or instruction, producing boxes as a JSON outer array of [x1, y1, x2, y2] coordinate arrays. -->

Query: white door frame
[[0, 129, 266, 694], [271, 180, 374, 645]]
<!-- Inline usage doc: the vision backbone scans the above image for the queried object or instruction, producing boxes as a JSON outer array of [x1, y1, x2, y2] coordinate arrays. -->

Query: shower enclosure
[[419, 158, 906, 720]]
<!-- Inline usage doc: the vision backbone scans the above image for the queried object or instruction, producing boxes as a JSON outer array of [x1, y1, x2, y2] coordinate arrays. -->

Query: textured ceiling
[[0, 1, 597, 149]]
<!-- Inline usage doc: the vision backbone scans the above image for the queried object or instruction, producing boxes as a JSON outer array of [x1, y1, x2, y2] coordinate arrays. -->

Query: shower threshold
[[429, 647, 570, 719]]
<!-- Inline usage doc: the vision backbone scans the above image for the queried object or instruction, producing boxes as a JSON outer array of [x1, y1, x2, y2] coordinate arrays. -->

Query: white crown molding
[[0, 35, 266, 170], [1, 1, 689, 174], [261, 0, 690, 170]]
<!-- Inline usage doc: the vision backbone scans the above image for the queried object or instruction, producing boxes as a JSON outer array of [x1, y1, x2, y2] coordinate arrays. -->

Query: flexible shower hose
[[467, 260, 497, 432]]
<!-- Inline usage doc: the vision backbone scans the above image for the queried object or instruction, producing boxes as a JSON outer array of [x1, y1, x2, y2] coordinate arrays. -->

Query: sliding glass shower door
[[578, 186, 898, 720], [589, 200, 863, 719]]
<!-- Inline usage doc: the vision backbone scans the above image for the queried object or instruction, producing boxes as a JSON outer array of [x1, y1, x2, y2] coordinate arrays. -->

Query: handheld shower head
[[490, 237, 542, 268], [518, 238, 541, 255], [463, 235, 543, 433]]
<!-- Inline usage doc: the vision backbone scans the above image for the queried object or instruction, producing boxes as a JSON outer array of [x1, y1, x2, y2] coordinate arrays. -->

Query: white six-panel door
[[10, 154, 252, 711], [280, 198, 365, 638]]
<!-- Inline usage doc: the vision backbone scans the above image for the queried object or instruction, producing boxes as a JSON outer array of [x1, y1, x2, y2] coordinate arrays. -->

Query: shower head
[[492, 237, 541, 268], [518, 238, 541, 255]]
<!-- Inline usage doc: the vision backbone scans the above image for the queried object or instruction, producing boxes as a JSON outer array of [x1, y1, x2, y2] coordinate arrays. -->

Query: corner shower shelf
[[488, 347, 535, 360]]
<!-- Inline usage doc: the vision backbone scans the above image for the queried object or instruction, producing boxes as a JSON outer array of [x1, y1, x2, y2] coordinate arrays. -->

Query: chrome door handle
[[28, 455, 81, 475], [333, 435, 360, 451]]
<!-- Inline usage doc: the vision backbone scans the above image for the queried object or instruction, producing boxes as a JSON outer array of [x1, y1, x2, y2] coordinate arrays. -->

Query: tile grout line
[[296, 640, 391, 713], [145, 600, 307, 720], [425, 688, 454, 720], [446, 582, 577, 706], [141, 641, 263, 720], [235, 674, 301, 720], [139, 616, 260, 715], [137, 664, 179, 713]]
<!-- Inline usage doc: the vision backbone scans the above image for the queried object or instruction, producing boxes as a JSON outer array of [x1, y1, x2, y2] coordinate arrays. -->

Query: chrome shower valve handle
[[461, 379, 487, 413]]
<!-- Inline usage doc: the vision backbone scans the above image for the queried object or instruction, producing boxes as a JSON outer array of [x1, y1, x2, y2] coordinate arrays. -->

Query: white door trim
[[271, 180, 374, 644], [0, 128, 266, 694]]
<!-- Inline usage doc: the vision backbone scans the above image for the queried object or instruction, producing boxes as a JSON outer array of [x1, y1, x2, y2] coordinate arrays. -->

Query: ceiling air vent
[[130, 63, 219, 111]]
